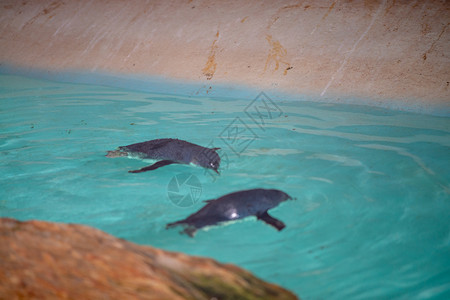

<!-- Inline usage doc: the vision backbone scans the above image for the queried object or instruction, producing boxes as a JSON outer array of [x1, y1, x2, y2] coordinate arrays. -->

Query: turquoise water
[[1, 74, 449, 299]]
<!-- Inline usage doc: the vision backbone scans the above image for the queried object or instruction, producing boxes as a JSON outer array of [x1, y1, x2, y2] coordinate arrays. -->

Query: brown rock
[[0, 218, 298, 300]]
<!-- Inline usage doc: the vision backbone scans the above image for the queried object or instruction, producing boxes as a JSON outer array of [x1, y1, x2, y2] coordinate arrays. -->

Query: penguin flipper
[[257, 211, 286, 231], [128, 160, 177, 173], [166, 221, 197, 238]]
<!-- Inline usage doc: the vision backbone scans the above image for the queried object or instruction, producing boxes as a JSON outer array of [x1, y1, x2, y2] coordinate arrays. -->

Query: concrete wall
[[1, 0, 449, 112]]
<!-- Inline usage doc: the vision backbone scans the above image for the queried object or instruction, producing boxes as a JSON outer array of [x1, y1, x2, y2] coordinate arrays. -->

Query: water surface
[[1, 74, 449, 299]]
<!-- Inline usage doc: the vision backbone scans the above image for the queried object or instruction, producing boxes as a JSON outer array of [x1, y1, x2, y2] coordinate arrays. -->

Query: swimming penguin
[[106, 138, 221, 174], [166, 188, 293, 237]]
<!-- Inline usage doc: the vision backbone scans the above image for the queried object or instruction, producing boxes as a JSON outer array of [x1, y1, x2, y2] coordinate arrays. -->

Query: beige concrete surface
[[0, 0, 449, 111]]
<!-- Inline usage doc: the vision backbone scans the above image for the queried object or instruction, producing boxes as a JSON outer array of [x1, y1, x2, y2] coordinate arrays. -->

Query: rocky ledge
[[0, 218, 297, 299]]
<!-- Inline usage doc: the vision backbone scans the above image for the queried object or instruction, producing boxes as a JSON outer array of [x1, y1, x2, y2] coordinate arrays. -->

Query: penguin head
[[194, 148, 221, 174], [265, 189, 293, 203]]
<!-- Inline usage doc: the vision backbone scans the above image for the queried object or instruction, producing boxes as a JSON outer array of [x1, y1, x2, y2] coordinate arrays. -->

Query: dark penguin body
[[166, 188, 292, 237], [106, 138, 220, 173]]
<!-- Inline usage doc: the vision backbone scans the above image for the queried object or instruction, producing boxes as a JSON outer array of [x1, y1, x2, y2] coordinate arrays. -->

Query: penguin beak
[[214, 169, 220, 175]]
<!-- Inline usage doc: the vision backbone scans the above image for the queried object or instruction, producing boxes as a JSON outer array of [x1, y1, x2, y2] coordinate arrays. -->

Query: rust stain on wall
[[422, 22, 449, 61], [267, 3, 303, 30], [264, 34, 291, 75], [23, 1, 63, 28], [202, 31, 219, 80], [322, 1, 336, 20], [384, 0, 396, 16]]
